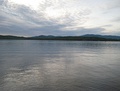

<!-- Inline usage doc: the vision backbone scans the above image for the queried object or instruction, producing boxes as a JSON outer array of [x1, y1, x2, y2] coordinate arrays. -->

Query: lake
[[0, 40, 120, 91]]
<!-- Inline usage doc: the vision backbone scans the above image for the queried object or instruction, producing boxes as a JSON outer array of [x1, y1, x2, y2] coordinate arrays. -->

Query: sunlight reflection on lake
[[0, 40, 120, 91]]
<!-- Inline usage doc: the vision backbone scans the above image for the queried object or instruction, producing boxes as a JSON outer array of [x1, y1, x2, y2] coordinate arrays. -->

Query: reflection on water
[[0, 40, 120, 91]]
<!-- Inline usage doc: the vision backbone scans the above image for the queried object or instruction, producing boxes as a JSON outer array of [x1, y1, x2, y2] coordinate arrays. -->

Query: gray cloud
[[27, 26, 105, 36], [107, 29, 120, 36], [0, 10, 104, 36], [112, 17, 120, 22], [2, 0, 91, 26], [0, 0, 3, 5], [102, 0, 120, 10], [0, 0, 93, 36], [101, 24, 113, 27], [0, 0, 118, 36]]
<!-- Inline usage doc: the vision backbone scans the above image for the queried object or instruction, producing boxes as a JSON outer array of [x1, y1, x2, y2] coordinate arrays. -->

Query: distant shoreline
[[0, 34, 120, 41]]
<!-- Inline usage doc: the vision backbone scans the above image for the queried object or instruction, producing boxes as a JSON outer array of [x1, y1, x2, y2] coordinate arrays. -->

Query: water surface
[[0, 40, 120, 91]]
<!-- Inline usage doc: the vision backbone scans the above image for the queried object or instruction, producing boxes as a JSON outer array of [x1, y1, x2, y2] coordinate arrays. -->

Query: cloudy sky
[[0, 0, 120, 36]]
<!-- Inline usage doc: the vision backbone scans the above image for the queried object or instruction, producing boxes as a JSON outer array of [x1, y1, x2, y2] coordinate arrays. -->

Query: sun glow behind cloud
[[7, 0, 91, 26], [45, 8, 66, 19], [8, 0, 40, 10], [0, 0, 120, 36], [8, 0, 78, 20]]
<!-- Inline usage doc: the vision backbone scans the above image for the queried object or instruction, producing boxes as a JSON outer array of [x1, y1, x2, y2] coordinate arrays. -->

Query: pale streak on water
[[0, 40, 120, 91]]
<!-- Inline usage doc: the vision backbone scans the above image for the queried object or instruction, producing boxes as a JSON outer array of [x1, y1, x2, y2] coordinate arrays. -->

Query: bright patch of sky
[[0, 0, 120, 36]]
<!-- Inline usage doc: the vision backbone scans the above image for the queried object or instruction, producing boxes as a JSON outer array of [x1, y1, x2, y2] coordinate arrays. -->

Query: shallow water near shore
[[0, 40, 120, 91]]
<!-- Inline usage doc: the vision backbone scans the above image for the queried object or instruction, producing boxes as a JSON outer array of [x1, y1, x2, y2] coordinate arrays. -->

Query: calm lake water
[[0, 40, 120, 91]]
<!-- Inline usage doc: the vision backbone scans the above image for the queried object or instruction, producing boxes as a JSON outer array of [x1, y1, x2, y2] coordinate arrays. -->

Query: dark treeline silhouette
[[0, 35, 25, 40], [0, 34, 120, 41]]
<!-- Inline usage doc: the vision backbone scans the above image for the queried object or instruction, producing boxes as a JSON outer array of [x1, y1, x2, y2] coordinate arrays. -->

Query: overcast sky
[[0, 0, 120, 36]]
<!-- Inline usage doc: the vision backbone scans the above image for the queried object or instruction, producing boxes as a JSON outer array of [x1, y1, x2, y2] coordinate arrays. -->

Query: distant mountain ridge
[[81, 34, 120, 40], [0, 34, 120, 41]]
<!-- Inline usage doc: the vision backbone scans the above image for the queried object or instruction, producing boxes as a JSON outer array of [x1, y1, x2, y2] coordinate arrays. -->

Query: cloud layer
[[0, 0, 120, 36]]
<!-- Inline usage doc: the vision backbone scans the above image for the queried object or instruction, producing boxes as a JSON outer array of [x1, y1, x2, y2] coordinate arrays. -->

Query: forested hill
[[0, 35, 25, 39], [0, 34, 120, 41]]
